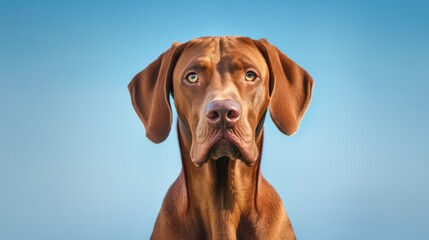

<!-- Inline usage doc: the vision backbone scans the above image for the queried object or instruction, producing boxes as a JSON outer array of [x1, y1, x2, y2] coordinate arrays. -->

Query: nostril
[[226, 109, 240, 120], [206, 110, 220, 121]]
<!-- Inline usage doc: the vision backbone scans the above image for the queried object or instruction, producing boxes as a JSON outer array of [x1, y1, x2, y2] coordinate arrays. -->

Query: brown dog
[[129, 36, 313, 239]]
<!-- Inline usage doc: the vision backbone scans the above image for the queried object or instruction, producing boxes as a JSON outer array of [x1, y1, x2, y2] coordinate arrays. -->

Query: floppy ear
[[128, 42, 183, 143], [253, 39, 314, 135]]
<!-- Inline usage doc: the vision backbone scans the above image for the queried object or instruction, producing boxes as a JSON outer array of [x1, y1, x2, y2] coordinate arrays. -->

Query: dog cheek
[[237, 114, 254, 143], [244, 101, 264, 135], [251, 86, 269, 114], [254, 88, 269, 122], [195, 114, 210, 144]]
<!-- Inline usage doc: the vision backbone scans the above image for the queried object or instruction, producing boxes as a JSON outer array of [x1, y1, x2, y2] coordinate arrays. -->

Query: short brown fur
[[129, 36, 313, 239]]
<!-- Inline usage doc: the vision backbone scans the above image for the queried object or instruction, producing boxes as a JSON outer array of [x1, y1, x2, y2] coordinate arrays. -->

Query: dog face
[[172, 37, 270, 167], [128, 36, 313, 167]]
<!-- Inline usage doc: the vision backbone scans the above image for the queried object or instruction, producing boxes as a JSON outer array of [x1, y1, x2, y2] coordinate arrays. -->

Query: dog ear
[[128, 42, 184, 143], [253, 39, 314, 135]]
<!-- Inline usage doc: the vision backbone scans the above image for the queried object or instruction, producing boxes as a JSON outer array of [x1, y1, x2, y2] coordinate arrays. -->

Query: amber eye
[[186, 72, 198, 83], [245, 71, 257, 81]]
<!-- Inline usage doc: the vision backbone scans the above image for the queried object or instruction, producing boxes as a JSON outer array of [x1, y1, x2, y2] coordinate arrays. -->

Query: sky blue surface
[[1, 0, 428, 239]]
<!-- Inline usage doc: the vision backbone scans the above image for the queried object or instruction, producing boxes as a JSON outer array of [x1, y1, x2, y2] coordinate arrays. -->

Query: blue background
[[1, 0, 428, 239]]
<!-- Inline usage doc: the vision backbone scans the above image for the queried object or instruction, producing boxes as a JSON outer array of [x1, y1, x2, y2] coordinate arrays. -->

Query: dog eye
[[244, 71, 257, 81], [186, 72, 198, 83]]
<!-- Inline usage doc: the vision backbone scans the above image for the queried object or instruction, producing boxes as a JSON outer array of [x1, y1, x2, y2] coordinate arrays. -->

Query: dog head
[[129, 36, 313, 167]]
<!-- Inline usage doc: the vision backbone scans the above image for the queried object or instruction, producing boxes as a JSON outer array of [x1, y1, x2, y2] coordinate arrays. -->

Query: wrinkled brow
[[230, 57, 259, 71], [184, 57, 214, 71]]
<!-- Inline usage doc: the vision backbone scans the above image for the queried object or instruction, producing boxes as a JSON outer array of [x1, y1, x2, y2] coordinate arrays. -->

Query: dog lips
[[209, 139, 240, 160]]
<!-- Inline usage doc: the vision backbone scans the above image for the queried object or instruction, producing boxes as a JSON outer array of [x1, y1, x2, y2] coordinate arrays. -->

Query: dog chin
[[191, 137, 258, 168], [208, 139, 240, 160], [204, 139, 255, 167]]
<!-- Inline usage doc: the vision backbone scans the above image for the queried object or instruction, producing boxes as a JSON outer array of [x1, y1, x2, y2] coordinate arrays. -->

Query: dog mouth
[[190, 130, 258, 167], [208, 138, 240, 161]]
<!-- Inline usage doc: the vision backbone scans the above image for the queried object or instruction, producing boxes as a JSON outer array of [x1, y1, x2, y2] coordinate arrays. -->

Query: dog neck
[[177, 120, 263, 237]]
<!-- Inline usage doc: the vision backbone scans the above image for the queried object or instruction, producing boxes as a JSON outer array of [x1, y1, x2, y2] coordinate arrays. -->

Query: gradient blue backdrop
[[1, 0, 428, 239]]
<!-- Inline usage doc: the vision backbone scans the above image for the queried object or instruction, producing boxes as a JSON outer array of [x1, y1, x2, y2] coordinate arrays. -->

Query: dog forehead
[[175, 36, 266, 72]]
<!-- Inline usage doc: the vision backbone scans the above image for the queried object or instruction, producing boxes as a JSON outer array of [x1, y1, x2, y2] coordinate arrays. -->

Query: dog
[[128, 36, 313, 239]]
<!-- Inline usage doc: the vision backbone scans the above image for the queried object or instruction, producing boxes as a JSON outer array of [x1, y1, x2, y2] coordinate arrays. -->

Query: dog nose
[[205, 99, 241, 127]]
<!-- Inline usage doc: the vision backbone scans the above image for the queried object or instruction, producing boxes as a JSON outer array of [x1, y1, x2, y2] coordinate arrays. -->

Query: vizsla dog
[[128, 36, 313, 239]]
